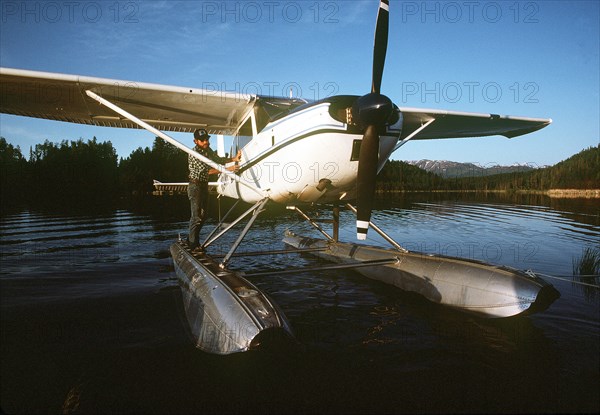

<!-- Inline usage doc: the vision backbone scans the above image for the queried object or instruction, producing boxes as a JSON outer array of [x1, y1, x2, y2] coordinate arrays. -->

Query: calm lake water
[[1, 193, 598, 414]]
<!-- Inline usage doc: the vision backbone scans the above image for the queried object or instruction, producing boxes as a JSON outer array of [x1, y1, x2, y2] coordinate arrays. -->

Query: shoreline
[[150, 189, 600, 198], [545, 189, 600, 198], [375, 189, 600, 198]]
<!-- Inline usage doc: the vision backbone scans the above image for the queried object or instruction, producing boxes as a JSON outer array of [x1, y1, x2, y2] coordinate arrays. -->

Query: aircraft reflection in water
[[0, 0, 557, 354]]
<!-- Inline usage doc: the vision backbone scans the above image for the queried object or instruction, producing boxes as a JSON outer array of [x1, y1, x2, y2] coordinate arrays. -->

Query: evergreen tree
[[0, 137, 28, 205], [27, 137, 118, 201], [118, 137, 187, 194]]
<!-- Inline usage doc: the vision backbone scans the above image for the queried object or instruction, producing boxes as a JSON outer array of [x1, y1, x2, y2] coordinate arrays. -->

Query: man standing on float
[[187, 129, 241, 251]]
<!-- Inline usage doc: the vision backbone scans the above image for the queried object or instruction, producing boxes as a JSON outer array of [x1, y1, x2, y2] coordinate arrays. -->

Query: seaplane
[[1, 1, 559, 354]]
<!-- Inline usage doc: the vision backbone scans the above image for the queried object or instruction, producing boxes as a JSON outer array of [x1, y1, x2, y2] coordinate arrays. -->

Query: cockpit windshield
[[254, 97, 309, 131]]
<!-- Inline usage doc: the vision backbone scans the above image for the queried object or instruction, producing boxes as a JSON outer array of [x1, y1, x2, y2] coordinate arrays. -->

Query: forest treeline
[[377, 145, 599, 192], [1, 136, 187, 206], [1, 136, 598, 207]]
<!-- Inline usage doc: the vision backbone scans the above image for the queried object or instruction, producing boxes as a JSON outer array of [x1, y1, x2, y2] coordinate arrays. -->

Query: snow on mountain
[[405, 160, 537, 178]]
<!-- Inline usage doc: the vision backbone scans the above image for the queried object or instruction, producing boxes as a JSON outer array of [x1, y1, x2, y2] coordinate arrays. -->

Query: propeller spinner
[[354, 0, 394, 240]]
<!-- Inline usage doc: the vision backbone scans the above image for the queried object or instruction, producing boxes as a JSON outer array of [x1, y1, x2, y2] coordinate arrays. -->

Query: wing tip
[[503, 118, 552, 138]]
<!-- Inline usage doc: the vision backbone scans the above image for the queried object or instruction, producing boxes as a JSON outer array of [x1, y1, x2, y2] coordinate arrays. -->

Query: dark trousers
[[188, 181, 209, 248]]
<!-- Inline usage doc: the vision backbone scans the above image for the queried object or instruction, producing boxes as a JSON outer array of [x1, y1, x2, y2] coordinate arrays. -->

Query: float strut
[[202, 199, 243, 248], [220, 198, 269, 268], [286, 205, 334, 241], [345, 204, 408, 253], [333, 203, 340, 242]]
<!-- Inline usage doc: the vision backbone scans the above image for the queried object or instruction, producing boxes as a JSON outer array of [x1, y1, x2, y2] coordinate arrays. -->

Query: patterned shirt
[[188, 145, 229, 182]]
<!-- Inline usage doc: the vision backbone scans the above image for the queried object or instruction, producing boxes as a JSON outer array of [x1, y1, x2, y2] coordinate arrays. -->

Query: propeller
[[354, 0, 394, 240]]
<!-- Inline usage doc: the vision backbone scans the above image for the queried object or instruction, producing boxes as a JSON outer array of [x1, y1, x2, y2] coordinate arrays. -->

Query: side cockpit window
[[233, 117, 253, 153]]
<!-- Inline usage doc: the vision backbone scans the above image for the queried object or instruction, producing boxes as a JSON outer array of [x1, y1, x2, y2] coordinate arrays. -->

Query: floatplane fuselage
[[218, 96, 402, 205]]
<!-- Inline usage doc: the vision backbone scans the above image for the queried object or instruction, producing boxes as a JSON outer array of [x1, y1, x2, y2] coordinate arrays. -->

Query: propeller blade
[[372, 0, 390, 94], [355, 0, 392, 240], [356, 124, 379, 240]]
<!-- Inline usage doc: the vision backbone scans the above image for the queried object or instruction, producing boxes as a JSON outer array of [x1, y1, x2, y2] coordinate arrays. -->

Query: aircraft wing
[[400, 107, 552, 140], [0, 67, 255, 134]]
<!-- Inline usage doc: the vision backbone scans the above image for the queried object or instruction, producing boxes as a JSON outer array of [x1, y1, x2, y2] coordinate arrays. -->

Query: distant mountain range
[[406, 160, 540, 178]]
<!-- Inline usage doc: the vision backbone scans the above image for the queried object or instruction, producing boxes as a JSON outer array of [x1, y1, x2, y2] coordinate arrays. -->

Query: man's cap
[[194, 129, 211, 141]]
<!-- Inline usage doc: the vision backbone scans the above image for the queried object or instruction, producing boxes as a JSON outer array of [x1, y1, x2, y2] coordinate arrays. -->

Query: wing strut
[[392, 118, 436, 152], [84, 90, 264, 198]]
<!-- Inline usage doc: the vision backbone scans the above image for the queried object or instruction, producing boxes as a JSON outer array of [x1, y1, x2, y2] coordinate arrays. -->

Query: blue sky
[[1, 0, 598, 166]]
